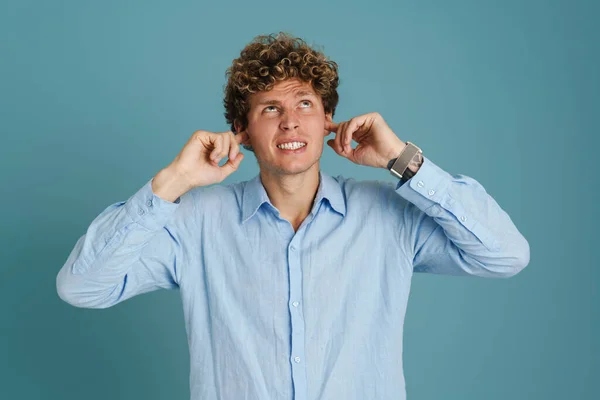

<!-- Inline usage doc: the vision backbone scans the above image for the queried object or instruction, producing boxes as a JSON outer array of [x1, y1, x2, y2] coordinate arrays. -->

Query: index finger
[[325, 120, 339, 133], [234, 130, 248, 144]]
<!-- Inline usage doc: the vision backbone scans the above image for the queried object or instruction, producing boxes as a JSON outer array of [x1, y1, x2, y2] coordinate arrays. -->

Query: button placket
[[287, 238, 307, 398]]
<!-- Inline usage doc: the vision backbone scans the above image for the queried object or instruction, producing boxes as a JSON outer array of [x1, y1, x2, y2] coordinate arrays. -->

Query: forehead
[[250, 79, 317, 105]]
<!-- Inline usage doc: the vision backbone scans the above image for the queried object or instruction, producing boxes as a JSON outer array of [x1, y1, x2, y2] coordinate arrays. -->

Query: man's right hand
[[152, 130, 249, 202]]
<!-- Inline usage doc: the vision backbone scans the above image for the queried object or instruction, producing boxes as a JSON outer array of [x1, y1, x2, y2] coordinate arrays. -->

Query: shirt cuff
[[394, 156, 453, 212], [125, 178, 181, 231], [394, 156, 487, 236]]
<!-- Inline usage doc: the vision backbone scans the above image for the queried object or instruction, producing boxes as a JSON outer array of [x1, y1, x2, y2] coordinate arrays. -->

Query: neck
[[259, 164, 320, 228]]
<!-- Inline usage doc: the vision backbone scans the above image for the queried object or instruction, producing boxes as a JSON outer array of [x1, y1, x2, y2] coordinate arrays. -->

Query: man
[[56, 32, 530, 400]]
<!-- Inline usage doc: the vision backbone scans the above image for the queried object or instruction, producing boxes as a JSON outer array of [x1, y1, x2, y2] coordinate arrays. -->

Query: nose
[[279, 111, 300, 131]]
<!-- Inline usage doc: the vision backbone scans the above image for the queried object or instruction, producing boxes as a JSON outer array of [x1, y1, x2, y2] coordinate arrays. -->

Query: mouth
[[276, 141, 307, 153]]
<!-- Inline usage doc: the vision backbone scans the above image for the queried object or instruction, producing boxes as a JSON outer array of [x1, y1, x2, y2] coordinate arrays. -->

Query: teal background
[[1, 0, 597, 399]]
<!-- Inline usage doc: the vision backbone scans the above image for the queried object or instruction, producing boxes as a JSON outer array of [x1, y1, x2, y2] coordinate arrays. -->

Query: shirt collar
[[241, 170, 346, 223]]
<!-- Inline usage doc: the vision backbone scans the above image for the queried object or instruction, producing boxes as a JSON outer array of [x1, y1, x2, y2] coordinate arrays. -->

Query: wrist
[[406, 151, 424, 174], [383, 142, 407, 169], [386, 141, 424, 180], [152, 166, 191, 203]]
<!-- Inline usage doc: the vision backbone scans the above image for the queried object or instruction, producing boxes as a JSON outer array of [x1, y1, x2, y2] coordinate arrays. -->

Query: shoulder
[[331, 174, 418, 232], [186, 179, 247, 217], [332, 174, 410, 208]]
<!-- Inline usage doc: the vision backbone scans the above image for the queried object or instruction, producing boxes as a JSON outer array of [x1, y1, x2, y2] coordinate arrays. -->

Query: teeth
[[277, 141, 306, 150]]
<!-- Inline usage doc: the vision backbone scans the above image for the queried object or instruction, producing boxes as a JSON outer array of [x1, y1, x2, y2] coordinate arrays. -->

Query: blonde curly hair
[[223, 32, 340, 152]]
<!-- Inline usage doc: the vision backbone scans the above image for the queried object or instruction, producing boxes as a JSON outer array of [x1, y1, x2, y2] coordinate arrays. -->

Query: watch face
[[390, 143, 421, 180]]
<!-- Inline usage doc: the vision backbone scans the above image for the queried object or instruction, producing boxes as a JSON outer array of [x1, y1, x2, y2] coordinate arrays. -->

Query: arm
[[389, 156, 530, 278], [324, 112, 529, 277], [56, 176, 191, 309]]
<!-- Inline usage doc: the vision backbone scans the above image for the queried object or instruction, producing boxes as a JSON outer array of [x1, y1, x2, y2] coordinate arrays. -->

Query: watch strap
[[389, 142, 422, 181]]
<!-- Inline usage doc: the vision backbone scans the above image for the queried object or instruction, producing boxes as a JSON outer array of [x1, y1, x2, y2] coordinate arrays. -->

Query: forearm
[[56, 179, 182, 308], [391, 156, 530, 277], [152, 165, 191, 203]]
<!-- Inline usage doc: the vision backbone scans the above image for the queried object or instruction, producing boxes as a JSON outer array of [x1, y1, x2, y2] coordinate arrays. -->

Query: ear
[[323, 112, 333, 136]]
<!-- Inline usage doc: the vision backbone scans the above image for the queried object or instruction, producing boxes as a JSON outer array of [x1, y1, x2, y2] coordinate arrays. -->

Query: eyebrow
[[256, 90, 317, 106]]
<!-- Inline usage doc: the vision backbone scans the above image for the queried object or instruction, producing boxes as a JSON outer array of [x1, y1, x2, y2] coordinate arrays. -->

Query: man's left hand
[[325, 112, 406, 169]]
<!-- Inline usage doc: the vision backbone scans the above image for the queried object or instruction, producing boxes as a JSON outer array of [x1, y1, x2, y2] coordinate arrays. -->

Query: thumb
[[327, 139, 339, 153], [327, 139, 351, 160]]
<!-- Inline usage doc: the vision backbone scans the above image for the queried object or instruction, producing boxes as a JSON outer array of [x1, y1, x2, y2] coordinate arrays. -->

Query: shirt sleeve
[[56, 178, 191, 309], [391, 156, 530, 278]]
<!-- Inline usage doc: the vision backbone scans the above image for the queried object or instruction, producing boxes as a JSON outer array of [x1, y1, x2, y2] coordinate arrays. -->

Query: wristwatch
[[388, 141, 422, 181]]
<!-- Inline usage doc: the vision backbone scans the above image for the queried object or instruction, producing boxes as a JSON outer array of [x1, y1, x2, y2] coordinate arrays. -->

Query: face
[[236, 78, 332, 177]]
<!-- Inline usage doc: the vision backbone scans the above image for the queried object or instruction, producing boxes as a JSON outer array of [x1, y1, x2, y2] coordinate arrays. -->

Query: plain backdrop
[[1, 0, 598, 399]]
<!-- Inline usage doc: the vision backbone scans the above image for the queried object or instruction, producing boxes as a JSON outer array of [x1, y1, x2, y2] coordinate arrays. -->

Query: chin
[[261, 158, 320, 177]]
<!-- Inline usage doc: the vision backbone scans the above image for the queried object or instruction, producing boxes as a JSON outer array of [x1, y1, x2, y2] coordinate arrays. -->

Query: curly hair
[[223, 32, 340, 152]]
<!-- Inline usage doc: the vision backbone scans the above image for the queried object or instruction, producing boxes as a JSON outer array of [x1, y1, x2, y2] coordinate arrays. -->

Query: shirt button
[[460, 216, 467, 222], [417, 181, 424, 188], [290, 245, 296, 251], [428, 189, 435, 196], [294, 356, 301, 363], [292, 301, 299, 307], [146, 199, 153, 207], [137, 208, 145, 215]]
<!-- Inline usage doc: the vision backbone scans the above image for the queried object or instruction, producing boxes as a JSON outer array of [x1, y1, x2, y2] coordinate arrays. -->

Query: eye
[[264, 106, 278, 113], [300, 100, 312, 108]]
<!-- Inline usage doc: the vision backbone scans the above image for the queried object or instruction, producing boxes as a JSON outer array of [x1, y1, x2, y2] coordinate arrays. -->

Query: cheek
[[304, 116, 326, 135], [247, 119, 277, 149]]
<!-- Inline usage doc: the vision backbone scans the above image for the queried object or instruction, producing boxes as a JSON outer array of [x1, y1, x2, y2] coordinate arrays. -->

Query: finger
[[234, 130, 248, 144], [325, 120, 338, 133], [220, 152, 244, 177], [340, 121, 353, 154], [326, 139, 341, 155], [327, 125, 344, 155], [219, 133, 231, 161], [326, 138, 347, 159], [343, 117, 364, 154], [228, 132, 240, 161], [341, 120, 351, 154], [334, 121, 346, 153], [210, 135, 224, 164]]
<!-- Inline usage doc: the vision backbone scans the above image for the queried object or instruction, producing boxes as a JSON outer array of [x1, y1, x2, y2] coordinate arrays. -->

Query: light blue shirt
[[56, 156, 529, 400]]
